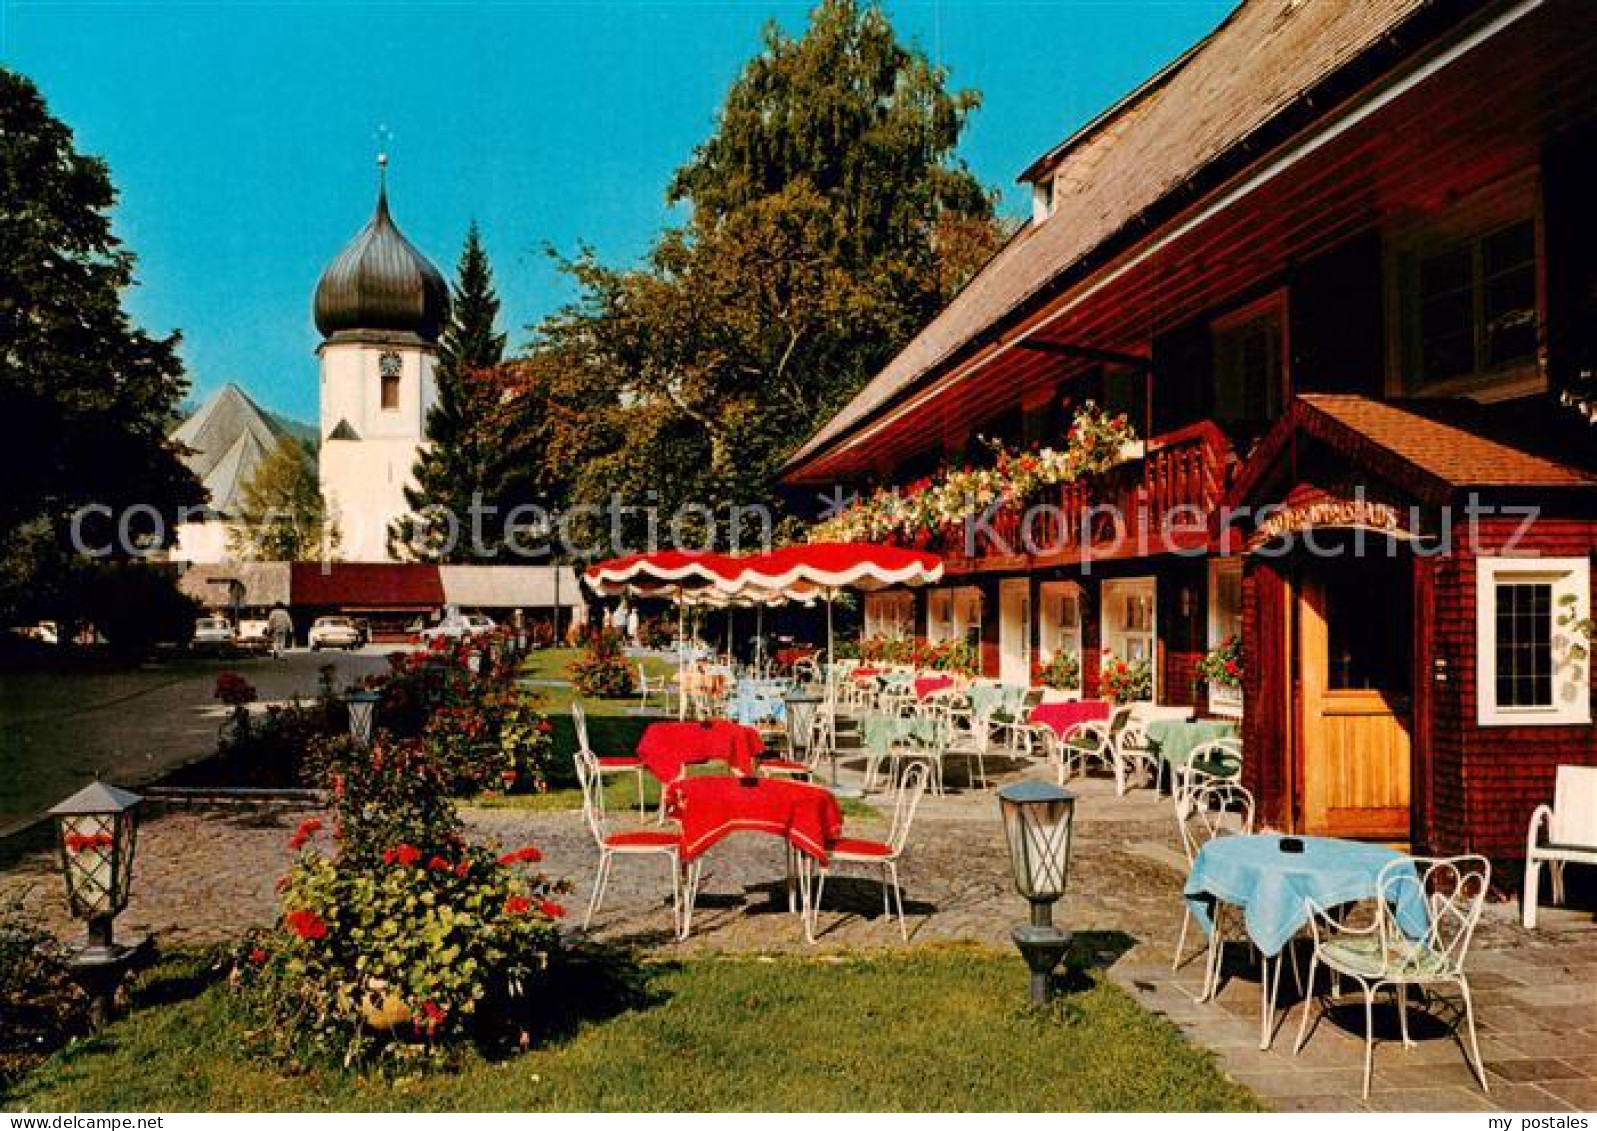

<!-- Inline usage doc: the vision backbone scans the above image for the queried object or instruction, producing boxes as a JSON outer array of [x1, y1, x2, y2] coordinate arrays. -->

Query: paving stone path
[[4, 763, 1595, 1112]]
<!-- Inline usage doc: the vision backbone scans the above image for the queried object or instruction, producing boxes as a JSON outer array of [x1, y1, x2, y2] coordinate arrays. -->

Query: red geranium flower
[[249, 947, 268, 965], [287, 817, 323, 851], [504, 895, 532, 915], [388, 843, 422, 868], [539, 899, 566, 919], [428, 855, 452, 872], [454, 859, 471, 878], [284, 909, 327, 940]]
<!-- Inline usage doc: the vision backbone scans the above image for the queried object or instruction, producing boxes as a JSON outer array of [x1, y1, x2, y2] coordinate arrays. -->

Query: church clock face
[[378, 350, 402, 378]]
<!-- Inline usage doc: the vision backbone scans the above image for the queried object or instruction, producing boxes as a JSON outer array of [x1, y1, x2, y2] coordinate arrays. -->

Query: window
[[1211, 293, 1287, 437], [1391, 175, 1543, 400], [380, 372, 401, 411], [1208, 559, 1242, 648], [1476, 557, 1590, 726], [1101, 577, 1157, 686], [1413, 221, 1537, 385], [926, 590, 954, 644], [1039, 581, 1082, 663], [864, 592, 914, 640], [952, 588, 983, 649]]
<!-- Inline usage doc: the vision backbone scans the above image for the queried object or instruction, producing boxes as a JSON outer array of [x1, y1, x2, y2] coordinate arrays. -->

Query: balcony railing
[[914, 421, 1234, 567]]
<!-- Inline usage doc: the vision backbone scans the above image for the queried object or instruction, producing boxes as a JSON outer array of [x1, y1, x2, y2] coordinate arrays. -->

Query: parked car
[[308, 616, 363, 651], [236, 618, 271, 652], [192, 617, 235, 650], [419, 614, 498, 643]]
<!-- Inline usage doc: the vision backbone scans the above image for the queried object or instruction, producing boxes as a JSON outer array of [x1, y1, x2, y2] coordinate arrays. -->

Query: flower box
[[1208, 681, 1243, 719]]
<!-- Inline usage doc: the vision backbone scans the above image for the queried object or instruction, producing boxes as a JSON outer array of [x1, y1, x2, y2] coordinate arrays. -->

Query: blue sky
[[1, 0, 1232, 422]]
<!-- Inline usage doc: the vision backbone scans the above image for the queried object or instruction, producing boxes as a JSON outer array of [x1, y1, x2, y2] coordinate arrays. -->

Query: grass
[[4, 946, 1262, 1112]]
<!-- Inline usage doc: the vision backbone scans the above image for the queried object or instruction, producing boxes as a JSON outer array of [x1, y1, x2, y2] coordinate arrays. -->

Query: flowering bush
[[1100, 651, 1153, 704], [637, 615, 676, 650], [1196, 634, 1243, 689], [811, 403, 1137, 543], [238, 733, 571, 1064], [1033, 651, 1082, 692], [912, 638, 981, 675], [855, 636, 915, 665], [570, 628, 634, 698]]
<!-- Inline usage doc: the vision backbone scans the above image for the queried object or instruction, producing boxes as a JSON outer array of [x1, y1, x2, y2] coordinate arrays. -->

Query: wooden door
[[1297, 567, 1413, 840]]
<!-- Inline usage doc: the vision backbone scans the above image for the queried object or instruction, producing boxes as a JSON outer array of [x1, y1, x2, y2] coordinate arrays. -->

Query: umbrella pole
[[677, 590, 687, 720]]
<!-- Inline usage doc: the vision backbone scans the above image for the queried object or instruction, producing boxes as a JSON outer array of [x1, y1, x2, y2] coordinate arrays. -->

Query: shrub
[[241, 735, 571, 1064], [0, 889, 84, 1088], [570, 628, 633, 698], [637, 615, 675, 650]]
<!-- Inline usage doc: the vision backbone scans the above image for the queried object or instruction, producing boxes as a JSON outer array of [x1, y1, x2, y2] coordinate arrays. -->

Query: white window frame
[[864, 591, 915, 640], [926, 589, 955, 644], [1207, 558, 1244, 718], [1101, 576, 1158, 700], [952, 587, 983, 648], [1038, 581, 1083, 664], [1476, 556, 1590, 727]]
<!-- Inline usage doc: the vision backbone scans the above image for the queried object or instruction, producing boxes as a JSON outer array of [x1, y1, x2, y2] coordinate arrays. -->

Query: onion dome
[[313, 173, 449, 342]]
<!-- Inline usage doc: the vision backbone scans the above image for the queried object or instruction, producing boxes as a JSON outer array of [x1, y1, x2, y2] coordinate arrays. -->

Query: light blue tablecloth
[[1146, 719, 1240, 774], [1184, 835, 1429, 957], [859, 713, 942, 760], [728, 678, 791, 726]]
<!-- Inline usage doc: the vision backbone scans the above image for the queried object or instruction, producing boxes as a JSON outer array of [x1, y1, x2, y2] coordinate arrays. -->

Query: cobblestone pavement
[[4, 757, 1595, 1112]]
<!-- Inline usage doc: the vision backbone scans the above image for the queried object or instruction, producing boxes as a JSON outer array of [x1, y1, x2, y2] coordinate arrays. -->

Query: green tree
[[391, 223, 513, 561], [525, 0, 1004, 550], [228, 437, 337, 561], [0, 67, 203, 619]]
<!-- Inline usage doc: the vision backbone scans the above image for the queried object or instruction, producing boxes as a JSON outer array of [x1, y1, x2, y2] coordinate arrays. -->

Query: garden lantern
[[47, 780, 143, 1028], [997, 781, 1076, 1005], [344, 689, 381, 748]]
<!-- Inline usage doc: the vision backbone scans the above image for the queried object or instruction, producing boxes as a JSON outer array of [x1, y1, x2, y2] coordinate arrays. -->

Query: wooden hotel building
[[779, 0, 1597, 857]]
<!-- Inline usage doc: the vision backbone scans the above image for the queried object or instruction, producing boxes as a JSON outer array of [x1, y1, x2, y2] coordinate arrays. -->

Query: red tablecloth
[[851, 667, 880, 681], [665, 776, 844, 864], [636, 720, 765, 782], [914, 675, 956, 699], [1030, 699, 1110, 737]]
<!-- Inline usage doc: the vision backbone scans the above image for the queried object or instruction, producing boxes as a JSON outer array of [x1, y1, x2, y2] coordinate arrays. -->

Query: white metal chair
[[1112, 717, 1161, 796], [813, 762, 930, 940], [1173, 737, 1244, 819], [1173, 779, 1255, 991], [1523, 765, 1597, 928], [1293, 854, 1492, 1098], [573, 749, 682, 933], [571, 699, 647, 818], [1054, 704, 1133, 784], [636, 662, 668, 712]]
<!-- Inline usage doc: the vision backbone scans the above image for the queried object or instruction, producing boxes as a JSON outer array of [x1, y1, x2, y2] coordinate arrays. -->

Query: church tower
[[312, 159, 449, 561]]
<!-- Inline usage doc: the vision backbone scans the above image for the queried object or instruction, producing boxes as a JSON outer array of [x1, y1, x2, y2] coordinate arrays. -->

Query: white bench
[[1523, 765, 1597, 929]]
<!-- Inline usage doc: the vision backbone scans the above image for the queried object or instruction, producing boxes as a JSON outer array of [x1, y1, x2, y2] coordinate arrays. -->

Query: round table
[[1145, 718, 1240, 778], [1184, 834, 1426, 1048]]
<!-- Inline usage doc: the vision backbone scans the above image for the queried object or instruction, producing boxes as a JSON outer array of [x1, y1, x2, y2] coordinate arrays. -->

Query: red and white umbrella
[[585, 551, 743, 717], [732, 543, 944, 593]]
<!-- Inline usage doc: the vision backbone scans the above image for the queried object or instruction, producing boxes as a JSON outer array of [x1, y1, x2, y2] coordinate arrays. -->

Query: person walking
[[267, 603, 294, 661]]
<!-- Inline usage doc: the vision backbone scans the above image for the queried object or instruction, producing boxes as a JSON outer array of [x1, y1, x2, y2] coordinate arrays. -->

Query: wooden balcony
[[917, 421, 1235, 572]]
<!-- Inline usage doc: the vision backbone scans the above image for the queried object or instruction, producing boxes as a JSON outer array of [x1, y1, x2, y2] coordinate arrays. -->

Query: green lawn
[[4, 947, 1261, 1111]]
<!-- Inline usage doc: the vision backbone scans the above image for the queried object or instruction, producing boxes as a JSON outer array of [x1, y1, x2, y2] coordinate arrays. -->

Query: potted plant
[[1196, 634, 1243, 718], [1033, 652, 1082, 702], [1099, 650, 1153, 705]]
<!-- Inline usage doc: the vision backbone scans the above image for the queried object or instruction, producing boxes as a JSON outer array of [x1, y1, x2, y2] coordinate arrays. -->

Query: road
[[0, 647, 392, 838]]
